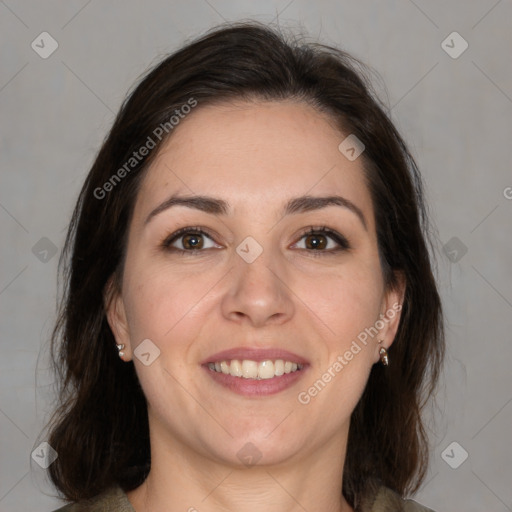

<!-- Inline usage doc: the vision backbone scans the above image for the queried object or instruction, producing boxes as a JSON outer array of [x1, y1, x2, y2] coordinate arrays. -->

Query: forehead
[[133, 100, 374, 224]]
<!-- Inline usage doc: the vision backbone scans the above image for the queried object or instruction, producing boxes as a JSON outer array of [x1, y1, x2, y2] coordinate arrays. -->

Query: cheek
[[300, 261, 384, 347], [121, 266, 211, 409], [297, 269, 380, 418], [123, 261, 215, 343]]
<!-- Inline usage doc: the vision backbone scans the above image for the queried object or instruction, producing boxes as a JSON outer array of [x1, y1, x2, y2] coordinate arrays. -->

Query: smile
[[207, 359, 304, 379]]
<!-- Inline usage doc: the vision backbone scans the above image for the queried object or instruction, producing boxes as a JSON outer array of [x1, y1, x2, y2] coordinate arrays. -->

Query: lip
[[204, 367, 308, 396], [201, 346, 310, 397], [201, 347, 310, 365]]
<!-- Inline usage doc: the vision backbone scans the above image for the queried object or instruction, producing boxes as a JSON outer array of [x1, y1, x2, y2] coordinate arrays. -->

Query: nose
[[221, 247, 295, 328]]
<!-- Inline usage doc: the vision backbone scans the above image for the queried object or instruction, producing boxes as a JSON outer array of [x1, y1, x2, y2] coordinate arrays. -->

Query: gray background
[[1, 1, 511, 511]]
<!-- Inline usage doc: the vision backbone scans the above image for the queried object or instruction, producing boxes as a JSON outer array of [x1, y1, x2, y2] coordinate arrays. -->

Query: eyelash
[[160, 225, 351, 256]]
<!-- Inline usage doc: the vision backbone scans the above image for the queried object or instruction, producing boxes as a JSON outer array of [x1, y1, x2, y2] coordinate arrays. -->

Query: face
[[107, 100, 403, 469]]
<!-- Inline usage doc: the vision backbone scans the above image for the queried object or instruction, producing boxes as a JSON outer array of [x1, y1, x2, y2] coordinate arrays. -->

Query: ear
[[104, 274, 132, 361], [376, 271, 406, 357]]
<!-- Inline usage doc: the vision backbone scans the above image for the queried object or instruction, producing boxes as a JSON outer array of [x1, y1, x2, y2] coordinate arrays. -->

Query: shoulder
[[51, 486, 135, 512], [368, 485, 436, 512]]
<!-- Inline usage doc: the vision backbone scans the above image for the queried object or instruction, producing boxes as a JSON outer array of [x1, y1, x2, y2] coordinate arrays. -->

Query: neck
[[127, 426, 353, 512]]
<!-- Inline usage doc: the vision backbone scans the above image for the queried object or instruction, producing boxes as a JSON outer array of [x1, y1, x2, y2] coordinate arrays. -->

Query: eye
[[161, 227, 220, 253], [161, 225, 350, 256], [292, 226, 350, 253]]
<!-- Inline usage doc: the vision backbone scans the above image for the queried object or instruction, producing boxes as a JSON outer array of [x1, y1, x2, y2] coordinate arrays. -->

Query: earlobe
[[104, 275, 132, 361]]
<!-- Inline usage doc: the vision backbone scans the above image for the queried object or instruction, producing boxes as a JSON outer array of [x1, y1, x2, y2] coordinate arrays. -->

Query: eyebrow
[[144, 193, 367, 230]]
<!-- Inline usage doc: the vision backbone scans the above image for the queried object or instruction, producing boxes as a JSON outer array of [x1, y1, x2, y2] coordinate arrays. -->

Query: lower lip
[[203, 365, 308, 397]]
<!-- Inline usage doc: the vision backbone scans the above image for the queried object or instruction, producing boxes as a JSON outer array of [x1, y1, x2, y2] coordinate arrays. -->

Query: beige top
[[53, 484, 435, 511]]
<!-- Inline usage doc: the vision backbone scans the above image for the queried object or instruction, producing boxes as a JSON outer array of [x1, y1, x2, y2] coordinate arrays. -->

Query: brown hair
[[45, 21, 444, 508]]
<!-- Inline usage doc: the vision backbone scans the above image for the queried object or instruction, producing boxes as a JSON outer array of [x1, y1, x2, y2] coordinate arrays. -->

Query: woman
[[45, 21, 444, 512]]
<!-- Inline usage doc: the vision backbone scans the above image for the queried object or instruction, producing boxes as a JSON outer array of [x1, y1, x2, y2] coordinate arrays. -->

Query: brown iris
[[182, 233, 204, 250], [304, 233, 327, 250]]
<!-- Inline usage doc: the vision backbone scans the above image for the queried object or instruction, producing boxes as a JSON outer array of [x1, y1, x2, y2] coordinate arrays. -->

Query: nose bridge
[[221, 237, 294, 326]]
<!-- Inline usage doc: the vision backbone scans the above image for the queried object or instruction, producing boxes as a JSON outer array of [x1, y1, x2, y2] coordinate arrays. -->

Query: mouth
[[201, 347, 309, 396]]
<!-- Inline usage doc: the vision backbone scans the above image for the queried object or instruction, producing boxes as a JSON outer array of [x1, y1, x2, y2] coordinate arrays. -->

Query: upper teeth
[[207, 359, 304, 379]]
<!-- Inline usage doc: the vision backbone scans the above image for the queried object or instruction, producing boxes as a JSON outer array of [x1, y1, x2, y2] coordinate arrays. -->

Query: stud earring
[[377, 339, 389, 366], [116, 344, 125, 359], [379, 347, 389, 366]]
